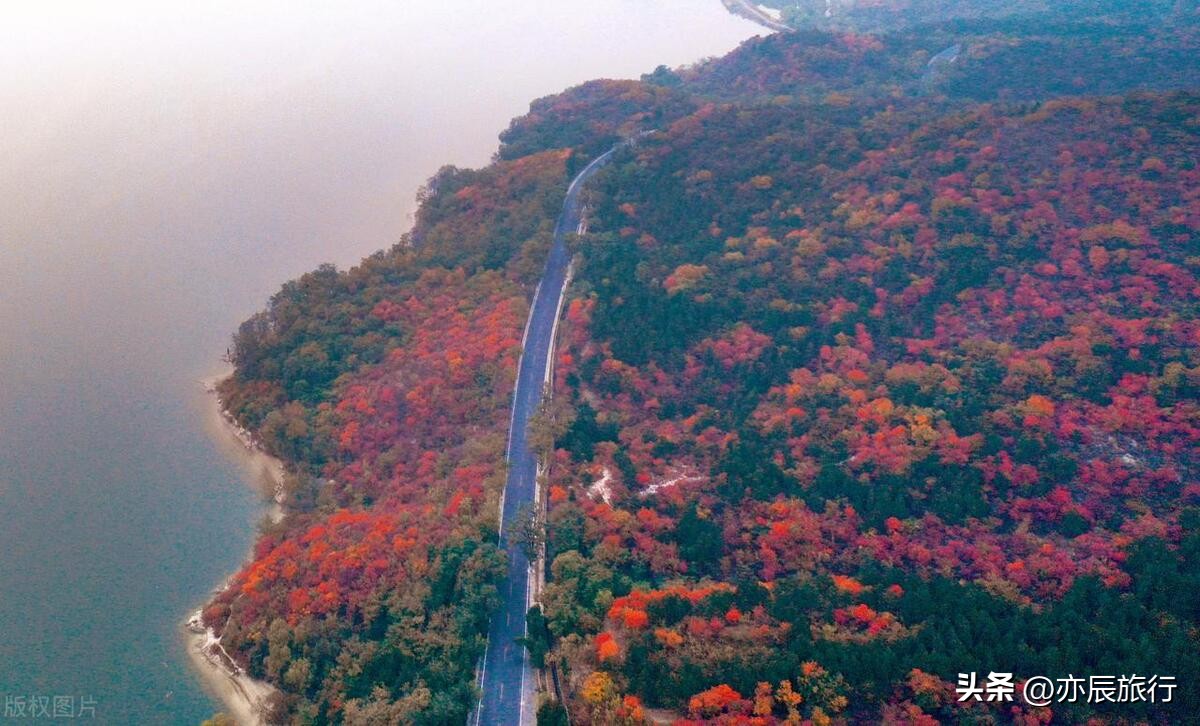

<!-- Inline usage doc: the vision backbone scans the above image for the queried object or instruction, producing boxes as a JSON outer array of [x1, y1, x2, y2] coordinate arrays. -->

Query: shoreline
[[184, 611, 276, 726], [199, 373, 286, 523], [184, 371, 285, 725]]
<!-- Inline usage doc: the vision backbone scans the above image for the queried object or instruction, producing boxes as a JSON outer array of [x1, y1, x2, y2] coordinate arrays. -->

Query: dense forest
[[207, 1, 1200, 723]]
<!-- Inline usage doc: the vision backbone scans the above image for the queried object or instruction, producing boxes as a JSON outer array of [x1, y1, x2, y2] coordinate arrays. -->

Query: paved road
[[474, 147, 618, 726], [720, 0, 794, 32]]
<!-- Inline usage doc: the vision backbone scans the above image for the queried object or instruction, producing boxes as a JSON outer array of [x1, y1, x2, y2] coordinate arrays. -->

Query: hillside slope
[[208, 5, 1199, 723]]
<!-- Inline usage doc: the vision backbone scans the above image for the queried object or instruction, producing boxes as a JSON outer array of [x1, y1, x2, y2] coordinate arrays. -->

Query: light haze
[[0, 2, 755, 721]]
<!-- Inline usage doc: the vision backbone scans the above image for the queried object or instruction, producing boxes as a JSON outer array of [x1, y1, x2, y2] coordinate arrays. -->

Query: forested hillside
[[208, 3, 1200, 723]]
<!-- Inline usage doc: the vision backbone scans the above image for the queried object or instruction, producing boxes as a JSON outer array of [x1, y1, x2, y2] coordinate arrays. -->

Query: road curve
[[474, 146, 619, 726], [720, 0, 794, 33]]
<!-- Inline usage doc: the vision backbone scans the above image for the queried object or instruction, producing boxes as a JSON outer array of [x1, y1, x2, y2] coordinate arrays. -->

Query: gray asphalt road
[[721, 0, 793, 32], [474, 146, 618, 726]]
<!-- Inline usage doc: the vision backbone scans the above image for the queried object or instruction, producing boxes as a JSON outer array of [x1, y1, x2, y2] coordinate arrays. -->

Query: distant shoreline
[[183, 372, 284, 725]]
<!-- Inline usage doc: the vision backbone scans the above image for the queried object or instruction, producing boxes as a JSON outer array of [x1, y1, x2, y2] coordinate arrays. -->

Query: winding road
[[720, 0, 794, 33], [474, 146, 618, 726]]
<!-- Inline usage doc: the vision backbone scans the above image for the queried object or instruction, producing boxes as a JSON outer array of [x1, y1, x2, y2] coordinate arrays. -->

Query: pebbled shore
[[183, 372, 285, 725]]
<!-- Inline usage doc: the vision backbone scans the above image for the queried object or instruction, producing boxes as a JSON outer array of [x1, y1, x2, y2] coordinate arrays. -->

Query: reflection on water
[[0, 1, 756, 721]]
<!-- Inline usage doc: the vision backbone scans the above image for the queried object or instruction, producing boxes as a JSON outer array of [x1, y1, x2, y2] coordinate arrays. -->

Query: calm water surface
[[0, 1, 756, 722]]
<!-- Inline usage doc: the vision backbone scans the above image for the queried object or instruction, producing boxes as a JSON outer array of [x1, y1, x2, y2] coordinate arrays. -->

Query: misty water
[[0, 2, 756, 722]]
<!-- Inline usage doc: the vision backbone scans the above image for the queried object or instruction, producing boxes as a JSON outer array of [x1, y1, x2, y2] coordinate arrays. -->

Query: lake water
[[0, 2, 756, 722]]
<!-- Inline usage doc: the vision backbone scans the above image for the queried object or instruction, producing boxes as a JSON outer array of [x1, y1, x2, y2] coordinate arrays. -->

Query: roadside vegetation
[[209, 1, 1200, 721]]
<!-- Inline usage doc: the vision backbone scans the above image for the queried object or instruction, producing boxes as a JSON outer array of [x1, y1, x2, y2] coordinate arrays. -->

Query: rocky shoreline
[[184, 373, 285, 725]]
